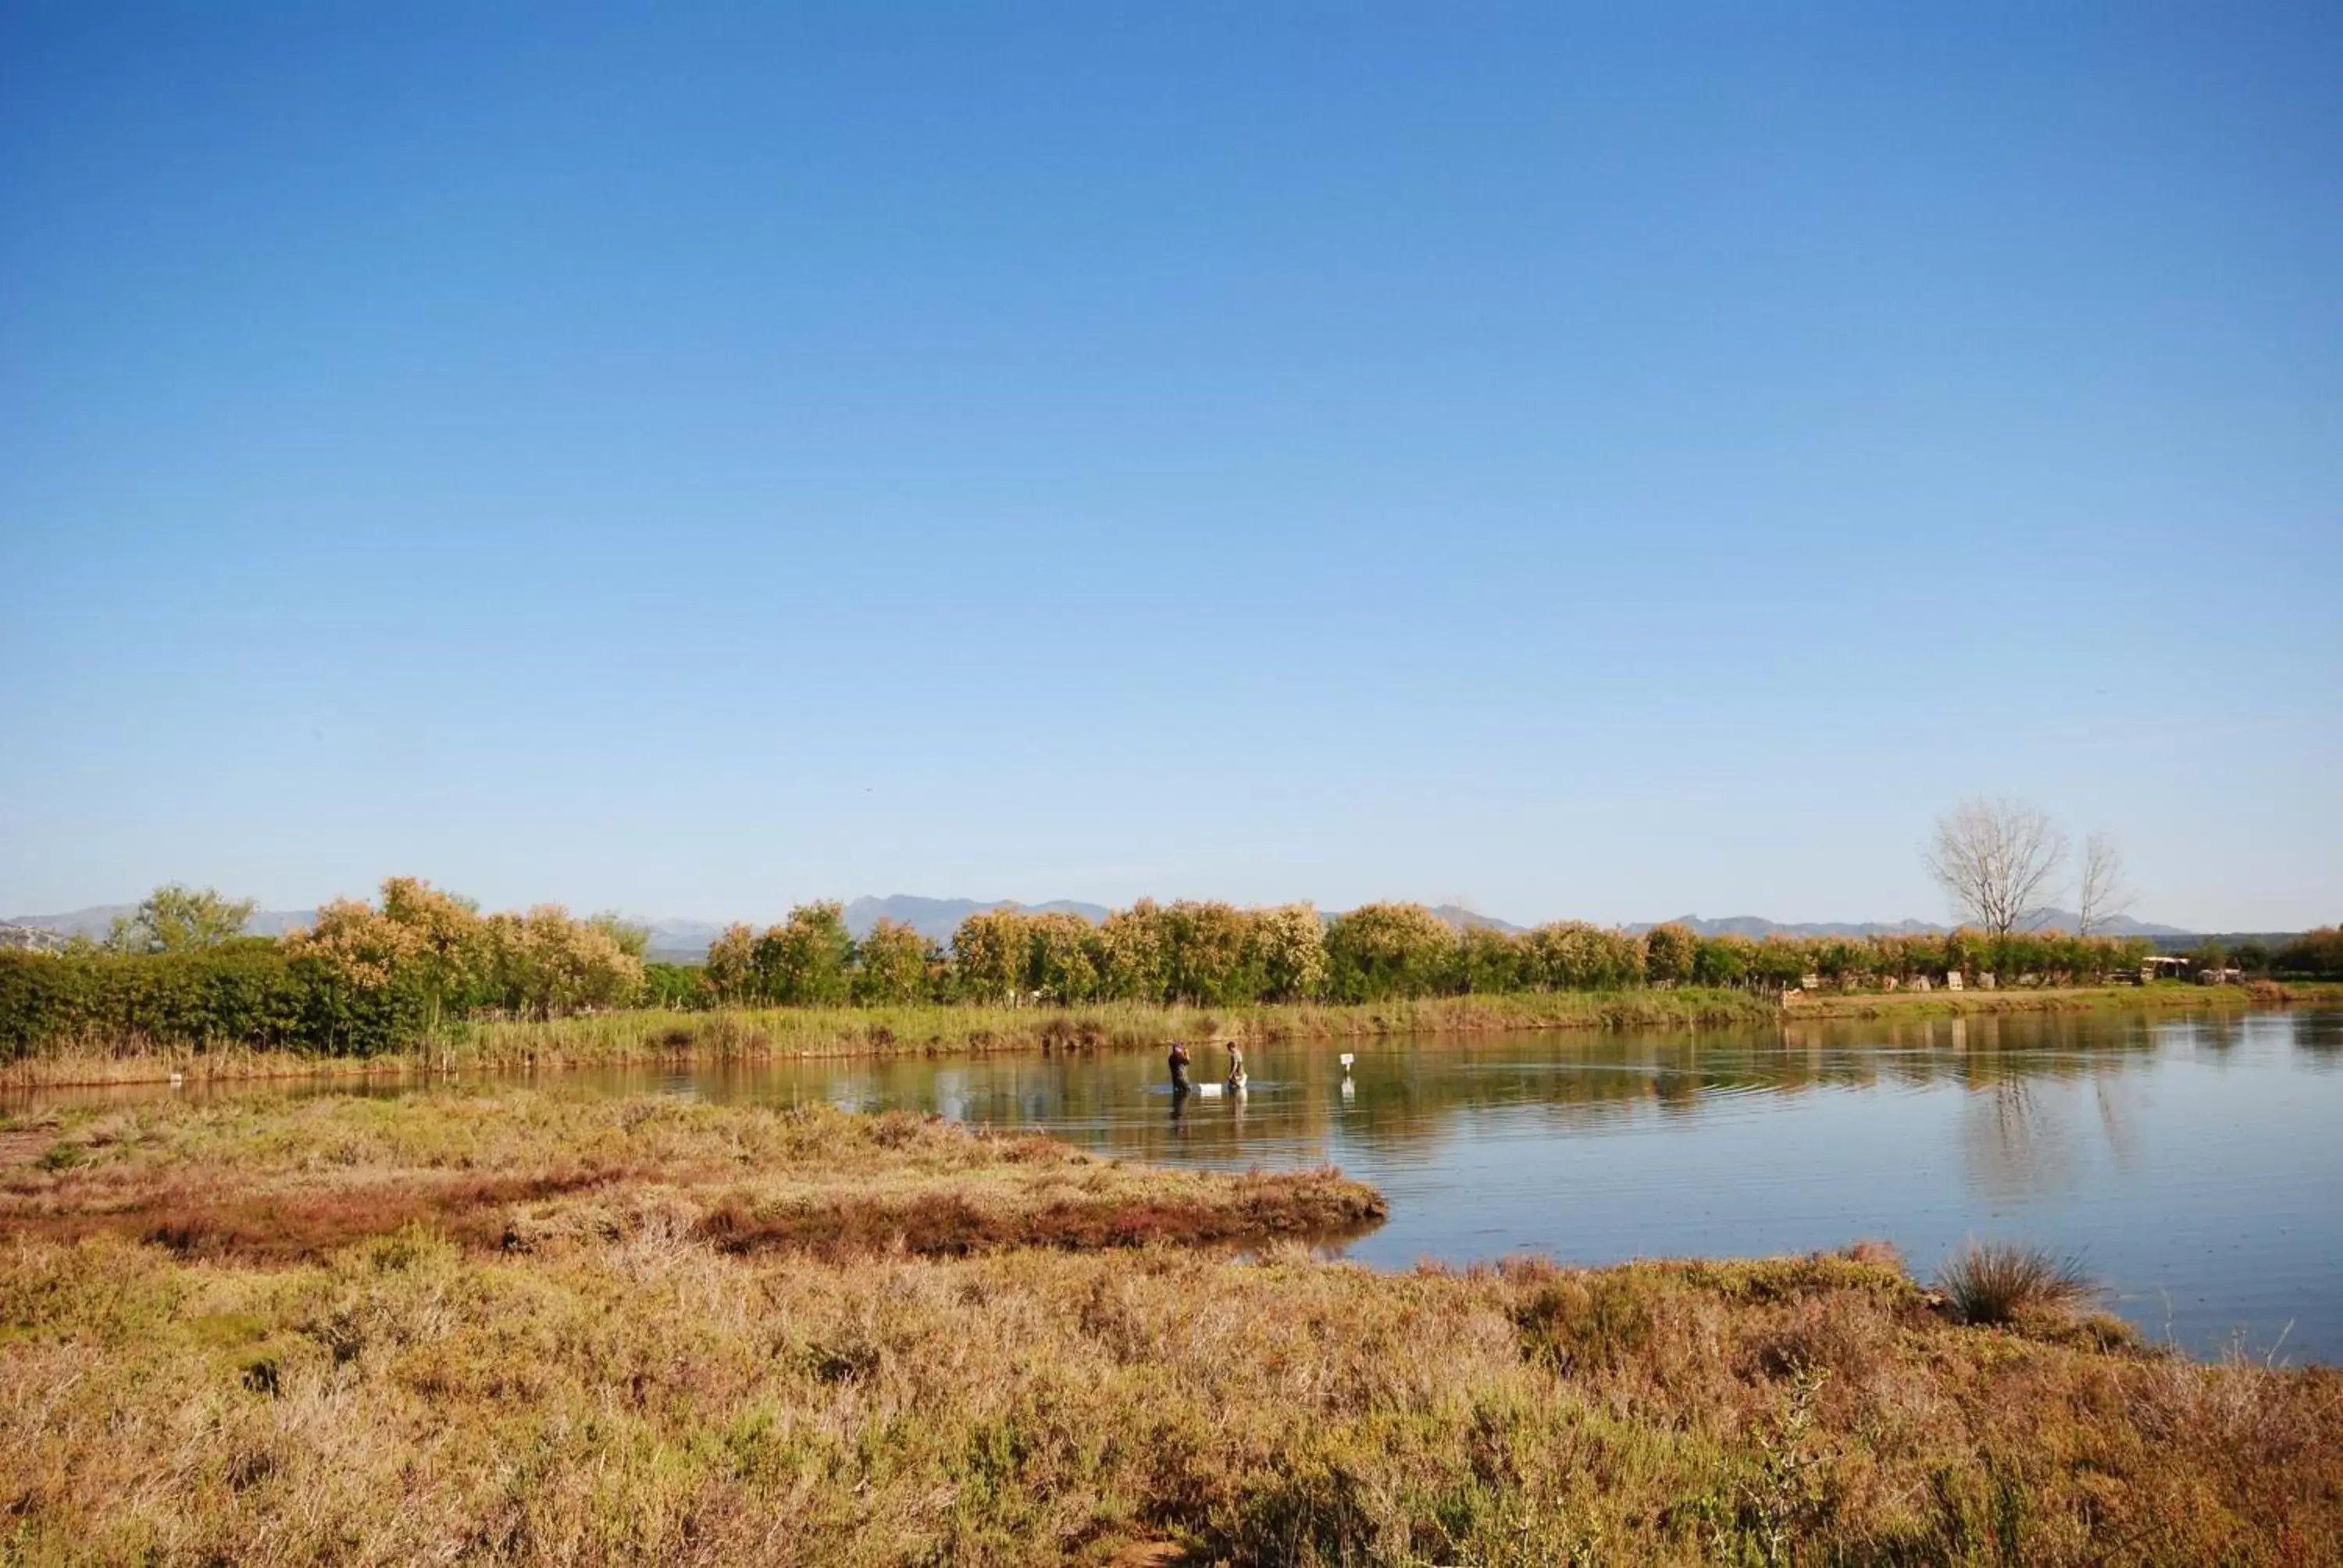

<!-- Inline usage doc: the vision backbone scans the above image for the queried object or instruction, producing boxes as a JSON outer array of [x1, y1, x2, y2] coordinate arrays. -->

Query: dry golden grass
[[2, 1092, 2338, 1565], [0, 1090, 1383, 1262]]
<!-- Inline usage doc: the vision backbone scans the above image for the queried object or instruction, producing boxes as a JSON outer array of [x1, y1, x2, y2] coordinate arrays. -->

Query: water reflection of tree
[[2291, 1009, 2343, 1071], [1960, 1077, 2079, 1202], [812, 1014, 2160, 1173], [1943, 1018, 2152, 1199], [55, 1007, 2188, 1172], [2094, 1075, 2142, 1171], [2191, 1014, 2245, 1057], [676, 1013, 2155, 1173]]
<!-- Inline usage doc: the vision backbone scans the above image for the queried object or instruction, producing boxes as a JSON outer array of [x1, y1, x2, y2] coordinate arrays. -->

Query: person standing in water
[[1225, 1042, 1246, 1092], [1168, 1039, 1192, 1094]]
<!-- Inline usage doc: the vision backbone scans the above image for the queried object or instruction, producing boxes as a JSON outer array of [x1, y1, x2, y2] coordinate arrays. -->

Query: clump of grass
[[1936, 1239, 2097, 1326]]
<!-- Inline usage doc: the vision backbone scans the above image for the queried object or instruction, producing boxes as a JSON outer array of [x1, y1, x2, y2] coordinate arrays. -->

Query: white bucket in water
[[1196, 1082, 1225, 1098]]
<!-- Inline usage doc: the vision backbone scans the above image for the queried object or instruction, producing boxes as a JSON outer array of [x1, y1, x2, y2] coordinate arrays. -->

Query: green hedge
[[640, 961, 713, 1010], [0, 942, 424, 1060], [2273, 927, 2343, 979]]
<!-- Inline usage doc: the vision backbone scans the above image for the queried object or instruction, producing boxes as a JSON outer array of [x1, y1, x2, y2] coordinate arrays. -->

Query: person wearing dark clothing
[[1168, 1040, 1192, 1094]]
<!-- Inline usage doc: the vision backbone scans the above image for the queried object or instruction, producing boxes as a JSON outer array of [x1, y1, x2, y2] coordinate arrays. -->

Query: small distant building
[[2141, 956, 2191, 983], [1945, 971, 1963, 992]]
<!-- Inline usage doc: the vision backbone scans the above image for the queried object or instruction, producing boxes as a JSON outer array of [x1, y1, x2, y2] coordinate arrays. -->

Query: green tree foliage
[[1097, 901, 1172, 1003], [286, 881, 641, 1025], [0, 943, 420, 1059], [951, 909, 1033, 1003], [851, 918, 936, 1005], [1246, 904, 1328, 1003], [480, 906, 644, 1018], [589, 913, 651, 961], [1528, 922, 1645, 990], [6, 878, 2188, 1061], [2188, 938, 2231, 974], [381, 877, 491, 1031], [2273, 927, 2343, 978], [1642, 923, 1697, 986], [704, 924, 760, 1005], [1457, 924, 1527, 993], [1692, 935, 1753, 988], [102, 885, 259, 954], [765, 902, 854, 1006], [1750, 938, 1809, 990], [1325, 903, 1459, 1002], [1163, 901, 1260, 1005], [1814, 939, 1869, 988], [640, 962, 711, 1010], [1025, 911, 1104, 1003]]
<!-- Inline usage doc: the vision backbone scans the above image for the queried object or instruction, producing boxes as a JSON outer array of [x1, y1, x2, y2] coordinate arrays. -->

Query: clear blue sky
[[4, 2, 2338, 931]]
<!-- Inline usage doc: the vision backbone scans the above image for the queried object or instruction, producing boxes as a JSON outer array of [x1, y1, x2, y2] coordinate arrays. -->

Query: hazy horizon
[[0, 884, 2223, 940], [5, 4, 2337, 931]]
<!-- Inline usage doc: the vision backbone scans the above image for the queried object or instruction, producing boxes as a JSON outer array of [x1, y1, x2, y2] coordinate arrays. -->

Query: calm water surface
[[30, 1006, 2343, 1360], [631, 1006, 2343, 1361]]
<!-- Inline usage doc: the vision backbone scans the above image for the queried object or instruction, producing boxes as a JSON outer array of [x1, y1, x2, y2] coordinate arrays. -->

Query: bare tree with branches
[[2076, 830, 2134, 936], [1924, 797, 2069, 937]]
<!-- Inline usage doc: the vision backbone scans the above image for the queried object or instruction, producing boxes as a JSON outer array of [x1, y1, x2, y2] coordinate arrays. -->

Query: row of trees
[[284, 878, 647, 1025], [2, 880, 651, 1059], [2270, 927, 2343, 978], [12, 878, 2328, 1064], [44, 878, 2339, 1048], [697, 897, 2159, 1010], [55, 879, 650, 1023]]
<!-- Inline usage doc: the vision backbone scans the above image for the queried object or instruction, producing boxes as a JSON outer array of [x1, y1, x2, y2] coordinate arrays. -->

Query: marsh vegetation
[[5, 878, 2225, 1074], [2, 1089, 2338, 1564]]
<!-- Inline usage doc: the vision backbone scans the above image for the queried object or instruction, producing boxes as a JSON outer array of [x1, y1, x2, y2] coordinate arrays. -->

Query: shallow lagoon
[[574, 1006, 2343, 1360], [22, 1004, 2341, 1359]]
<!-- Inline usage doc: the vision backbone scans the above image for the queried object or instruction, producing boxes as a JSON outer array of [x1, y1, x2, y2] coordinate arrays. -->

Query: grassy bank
[[1785, 978, 2343, 1021], [10, 982, 2339, 1091], [2, 1091, 2338, 1564], [0, 1090, 1384, 1260], [1, 989, 1781, 1088]]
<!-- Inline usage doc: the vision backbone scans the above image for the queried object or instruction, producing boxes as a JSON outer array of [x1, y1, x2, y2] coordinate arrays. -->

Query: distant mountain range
[[0, 900, 1123, 962], [625, 898, 1118, 960], [2, 905, 319, 941], [846, 895, 1113, 942], [1629, 911, 2189, 940], [0, 899, 2202, 964]]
